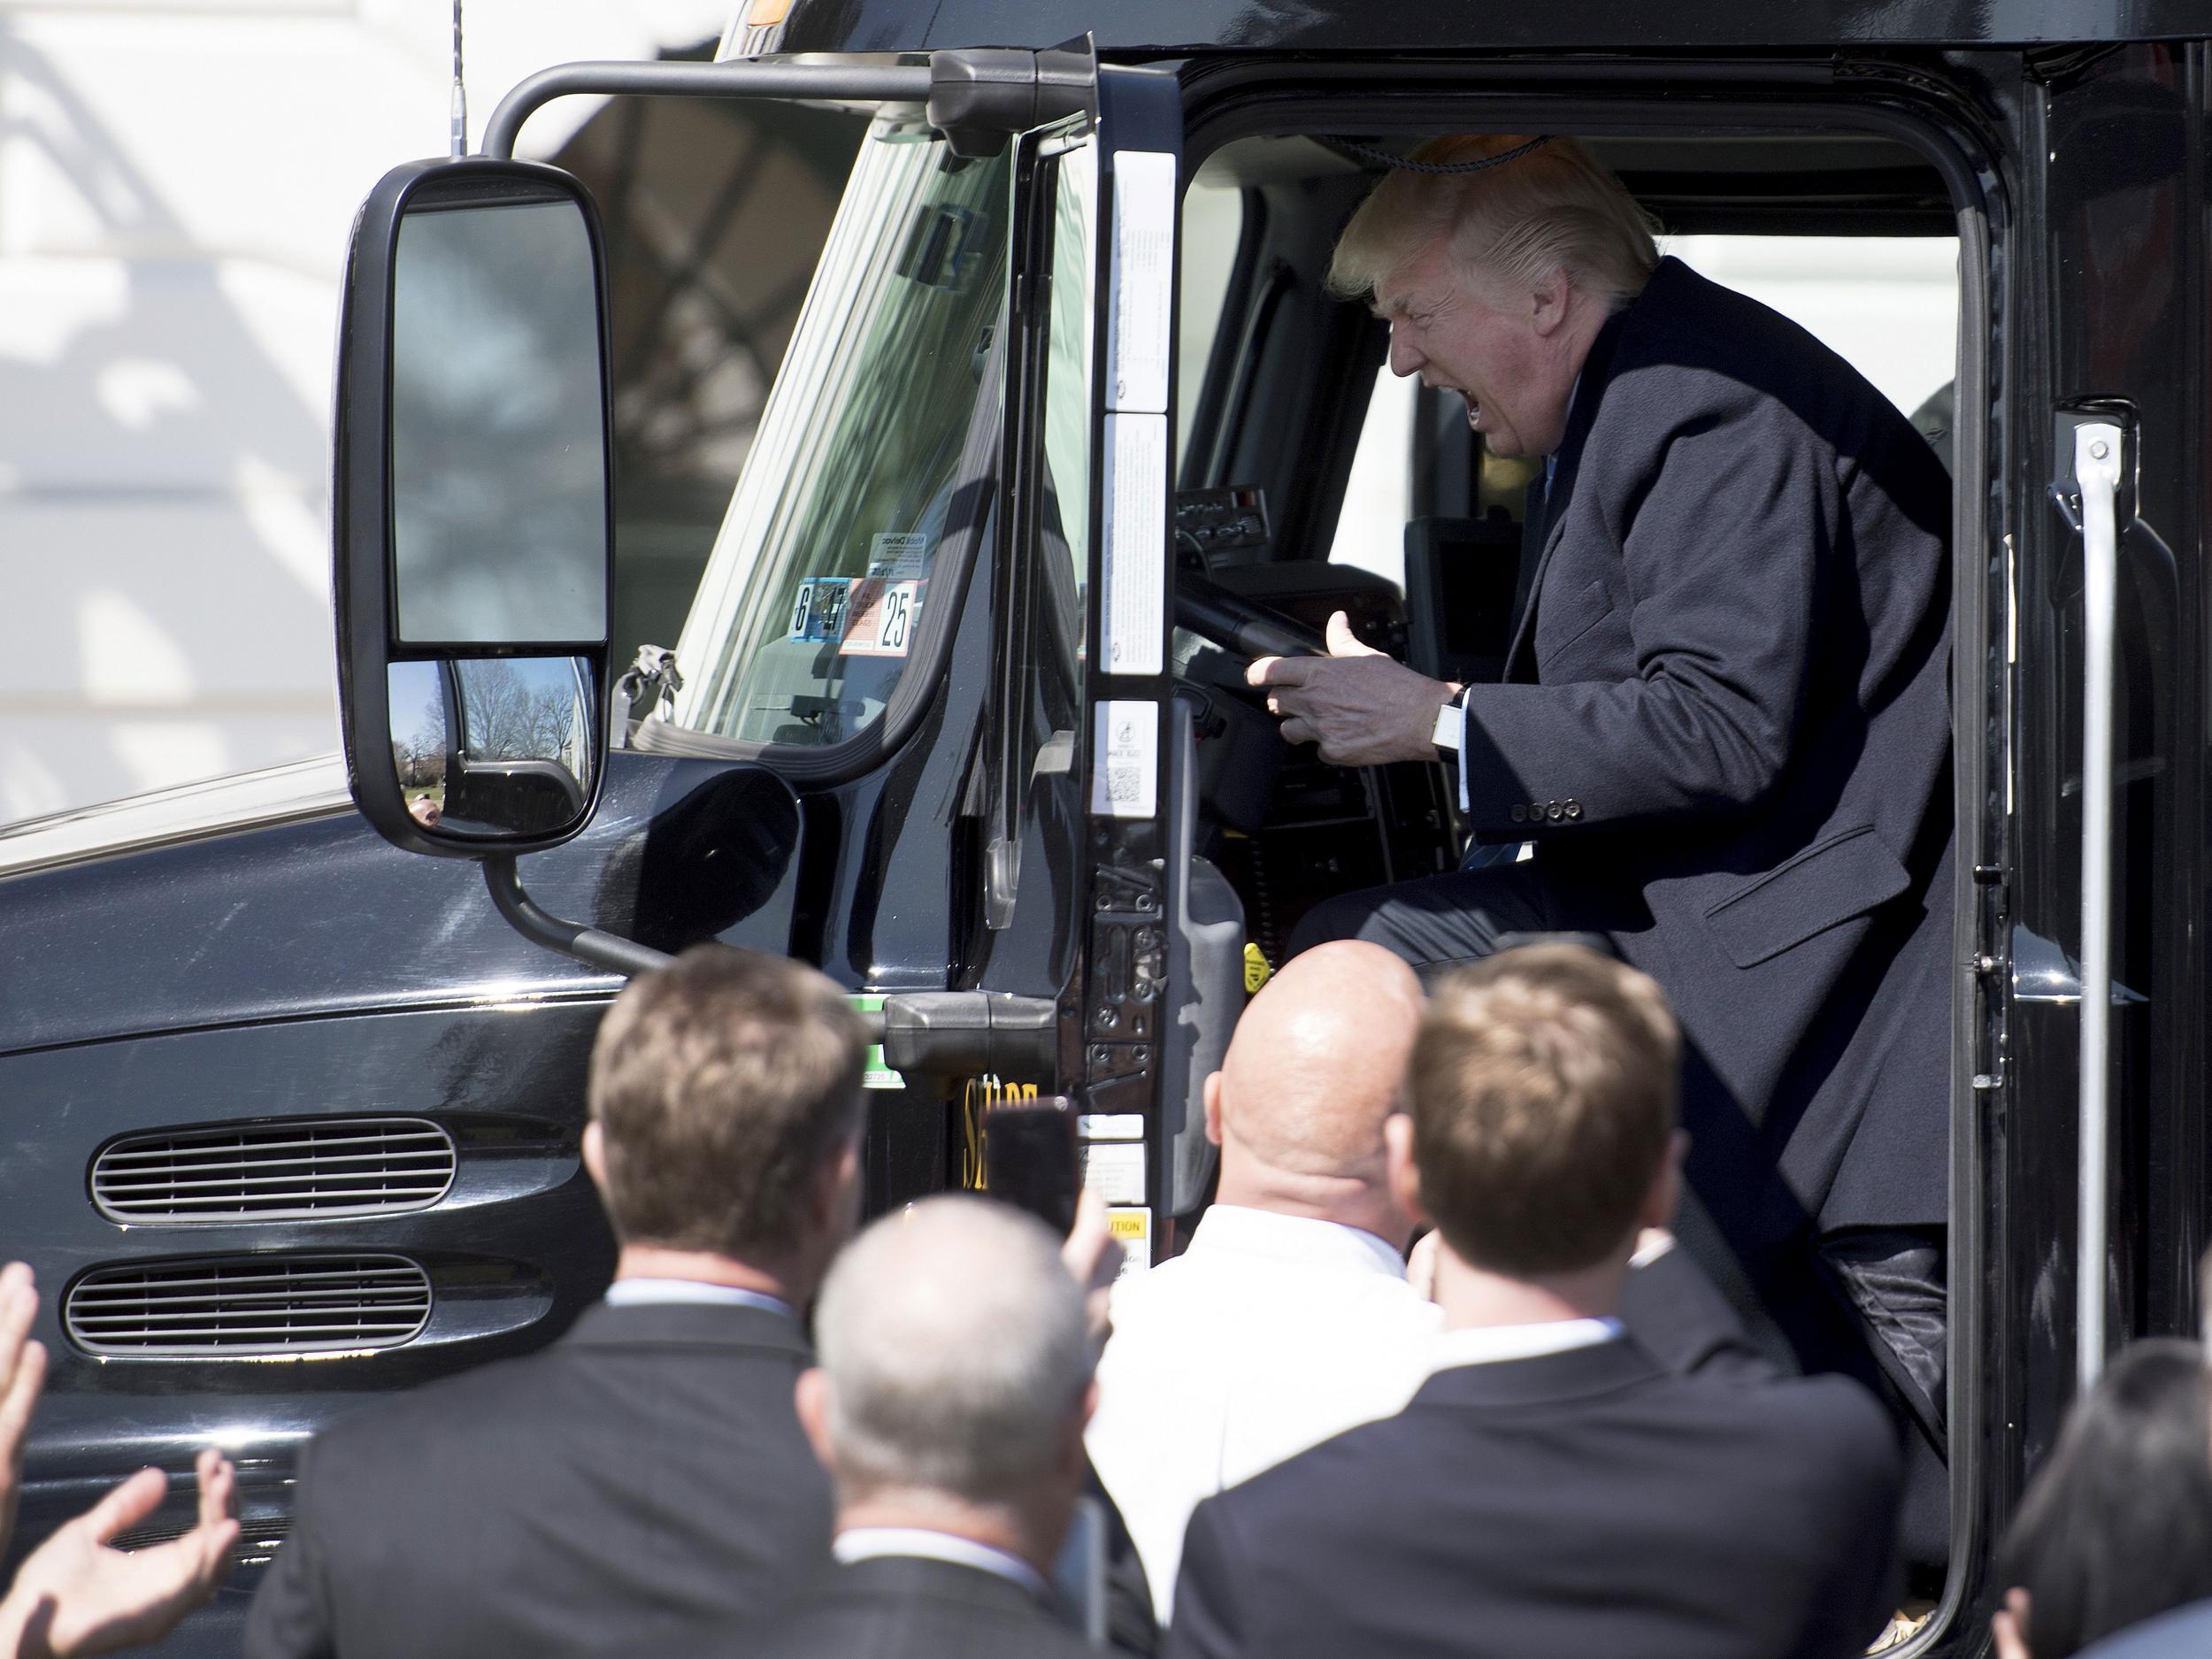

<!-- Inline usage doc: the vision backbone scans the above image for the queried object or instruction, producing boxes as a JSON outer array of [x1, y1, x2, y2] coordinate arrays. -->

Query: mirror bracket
[[927, 44, 1097, 158], [483, 855, 674, 979]]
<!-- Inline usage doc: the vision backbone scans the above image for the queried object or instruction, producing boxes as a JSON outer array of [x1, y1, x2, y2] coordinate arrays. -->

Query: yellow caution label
[[1108, 1207, 1152, 1274], [1243, 942, 1274, 995]]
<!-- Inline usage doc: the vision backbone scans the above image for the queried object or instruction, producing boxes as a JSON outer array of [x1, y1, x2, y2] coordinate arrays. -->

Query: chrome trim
[[2073, 420, 2123, 1393], [0, 755, 351, 879], [91, 1118, 457, 1225]]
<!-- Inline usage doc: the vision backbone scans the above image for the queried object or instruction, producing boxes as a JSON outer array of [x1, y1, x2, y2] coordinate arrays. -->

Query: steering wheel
[[1173, 572, 1329, 661]]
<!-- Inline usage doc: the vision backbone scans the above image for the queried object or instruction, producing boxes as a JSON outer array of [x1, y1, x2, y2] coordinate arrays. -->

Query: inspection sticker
[[1108, 1206, 1153, 1276], [1091, 699, 1158, 818], [839, 579, 924, 657], [788, 577, 850, 643], [867, 532, 930, 580]]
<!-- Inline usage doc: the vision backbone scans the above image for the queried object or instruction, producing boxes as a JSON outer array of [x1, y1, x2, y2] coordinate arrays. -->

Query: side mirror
[[334, 157, 613, 858]]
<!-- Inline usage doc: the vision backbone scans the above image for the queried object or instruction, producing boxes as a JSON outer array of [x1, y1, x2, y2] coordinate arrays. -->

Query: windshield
[[667, 118, 1011, 748]]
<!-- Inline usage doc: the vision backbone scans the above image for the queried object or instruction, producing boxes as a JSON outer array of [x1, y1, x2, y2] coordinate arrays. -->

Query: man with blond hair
[[247, 944, 869, 1659], [1248, 132, 1955, 1559], [1164, 945, 1902, 1659]]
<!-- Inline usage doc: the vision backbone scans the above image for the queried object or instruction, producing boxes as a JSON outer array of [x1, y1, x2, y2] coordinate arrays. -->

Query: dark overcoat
[[1460, 255, 1955, 1256]]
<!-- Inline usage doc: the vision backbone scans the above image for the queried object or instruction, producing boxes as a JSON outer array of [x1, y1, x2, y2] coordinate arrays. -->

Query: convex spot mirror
[[334, 157, 614, 857]]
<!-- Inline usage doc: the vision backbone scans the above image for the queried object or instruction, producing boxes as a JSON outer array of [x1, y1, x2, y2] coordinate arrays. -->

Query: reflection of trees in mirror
[[452, 661, 579, 763]]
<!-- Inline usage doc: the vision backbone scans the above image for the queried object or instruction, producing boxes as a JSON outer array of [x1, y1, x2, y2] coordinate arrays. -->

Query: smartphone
[[982, 1096, 1080, 1236]]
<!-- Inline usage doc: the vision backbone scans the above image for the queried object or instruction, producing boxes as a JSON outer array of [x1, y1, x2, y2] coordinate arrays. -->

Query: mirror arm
[[483, 854, 674, 979], [482, 61, 933, 160]]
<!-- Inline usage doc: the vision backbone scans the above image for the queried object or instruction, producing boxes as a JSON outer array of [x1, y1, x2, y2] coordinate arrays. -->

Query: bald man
[[1086, 942, 1435, 1620]]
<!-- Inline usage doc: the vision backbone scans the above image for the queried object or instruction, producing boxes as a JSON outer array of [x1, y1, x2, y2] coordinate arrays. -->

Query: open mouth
[[1461, 390, 1481, 429]]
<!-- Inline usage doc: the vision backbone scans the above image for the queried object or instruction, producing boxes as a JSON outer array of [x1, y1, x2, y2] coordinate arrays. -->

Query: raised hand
[[0, 1263, 48, 1556], [1060, 1187, 1125, 1354], [1989, 1588, 2033, 1659], [0, 1448, 239, 1659]]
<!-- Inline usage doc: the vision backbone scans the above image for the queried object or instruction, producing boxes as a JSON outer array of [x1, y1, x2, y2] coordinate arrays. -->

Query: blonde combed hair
[[1327, 134, 1661, 310]]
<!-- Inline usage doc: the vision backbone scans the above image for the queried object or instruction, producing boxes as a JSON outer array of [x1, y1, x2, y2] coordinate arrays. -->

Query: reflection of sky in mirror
[[387, 659, 447, 763], [390, 201, 607, 647]]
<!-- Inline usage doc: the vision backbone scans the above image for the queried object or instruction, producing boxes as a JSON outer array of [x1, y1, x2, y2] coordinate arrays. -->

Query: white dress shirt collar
[[1429, 1317, 1624, 1377], [1185, 1204, 1407, 1280], [603, 1277, 795, 1320], [833, 1528, 1050, 1601]]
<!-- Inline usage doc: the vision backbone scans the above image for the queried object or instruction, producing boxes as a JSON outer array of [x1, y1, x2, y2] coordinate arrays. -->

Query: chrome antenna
[[449, 0, 467, 157]]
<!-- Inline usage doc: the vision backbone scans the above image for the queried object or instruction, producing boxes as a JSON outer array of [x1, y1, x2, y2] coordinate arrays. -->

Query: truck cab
[[4, 5, 2208, 1654]]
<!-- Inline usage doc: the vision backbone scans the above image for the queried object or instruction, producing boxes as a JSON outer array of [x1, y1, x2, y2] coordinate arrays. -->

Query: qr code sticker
[[1106, 764, 1144, 807]]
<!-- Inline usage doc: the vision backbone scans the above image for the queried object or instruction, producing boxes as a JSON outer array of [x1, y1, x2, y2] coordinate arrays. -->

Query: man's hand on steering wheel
[[1248, 611, 1460, 767]]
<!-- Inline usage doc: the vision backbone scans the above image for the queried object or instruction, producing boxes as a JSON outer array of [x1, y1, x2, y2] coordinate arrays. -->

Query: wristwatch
[[1432, 687, 1466, 757]]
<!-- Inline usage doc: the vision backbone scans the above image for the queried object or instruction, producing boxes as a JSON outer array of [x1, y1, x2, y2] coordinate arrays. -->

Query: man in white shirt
[[1087, 941, 1435, 1619]]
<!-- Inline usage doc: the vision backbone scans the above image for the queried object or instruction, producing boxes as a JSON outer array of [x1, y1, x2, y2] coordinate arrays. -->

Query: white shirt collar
[[1429, 1317, 1624, 1376], [1185, 1205, 1407, 1281], [603, 1278, 795, 1320], [833, 1528, 1049, 1601]]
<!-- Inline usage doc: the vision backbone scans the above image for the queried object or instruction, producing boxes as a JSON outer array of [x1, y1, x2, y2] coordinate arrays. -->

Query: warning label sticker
[[1108, 1207, 1153, 1276], [1080, 1141, 1147, 1207], [867, 533, 930, 580], [839, 578, 925, 657]]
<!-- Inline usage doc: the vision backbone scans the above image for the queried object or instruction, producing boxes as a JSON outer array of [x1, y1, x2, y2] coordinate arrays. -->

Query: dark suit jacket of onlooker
[[1164, 1334, 1901, 1659], [740, 1555, 1097, 1659], [242, 1299, 831, 1659]]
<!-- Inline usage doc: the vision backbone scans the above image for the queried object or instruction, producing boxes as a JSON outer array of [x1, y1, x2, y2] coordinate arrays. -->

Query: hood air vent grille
[[91, 1118, 456, 1224], [65, 1255, 433, 1357]]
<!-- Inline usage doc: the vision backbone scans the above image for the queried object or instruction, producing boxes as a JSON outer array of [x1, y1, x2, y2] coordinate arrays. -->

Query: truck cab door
[[2004, 40, 2208, 1483]]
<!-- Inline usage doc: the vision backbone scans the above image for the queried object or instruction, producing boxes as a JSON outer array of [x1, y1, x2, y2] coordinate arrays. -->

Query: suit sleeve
[[1621, 1244, 1783, 1383], [242, 1440, 337, 1659], [1460, 402, 1831, 837], [1161, 1497, 1248, 1659]]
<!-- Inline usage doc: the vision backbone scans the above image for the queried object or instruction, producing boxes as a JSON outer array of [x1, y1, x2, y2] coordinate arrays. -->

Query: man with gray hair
[[1248, 131, 1955, 1568], [737, 1196, 1100, 1659]]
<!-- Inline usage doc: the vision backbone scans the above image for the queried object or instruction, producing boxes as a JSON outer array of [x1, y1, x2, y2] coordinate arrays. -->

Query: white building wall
[[0, 0, 725, 821]]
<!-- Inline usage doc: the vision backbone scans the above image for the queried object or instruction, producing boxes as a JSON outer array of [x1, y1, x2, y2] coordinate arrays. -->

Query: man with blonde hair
[[1165, 945, 1902, 1659], [1248, 132, 1955, 1564]]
